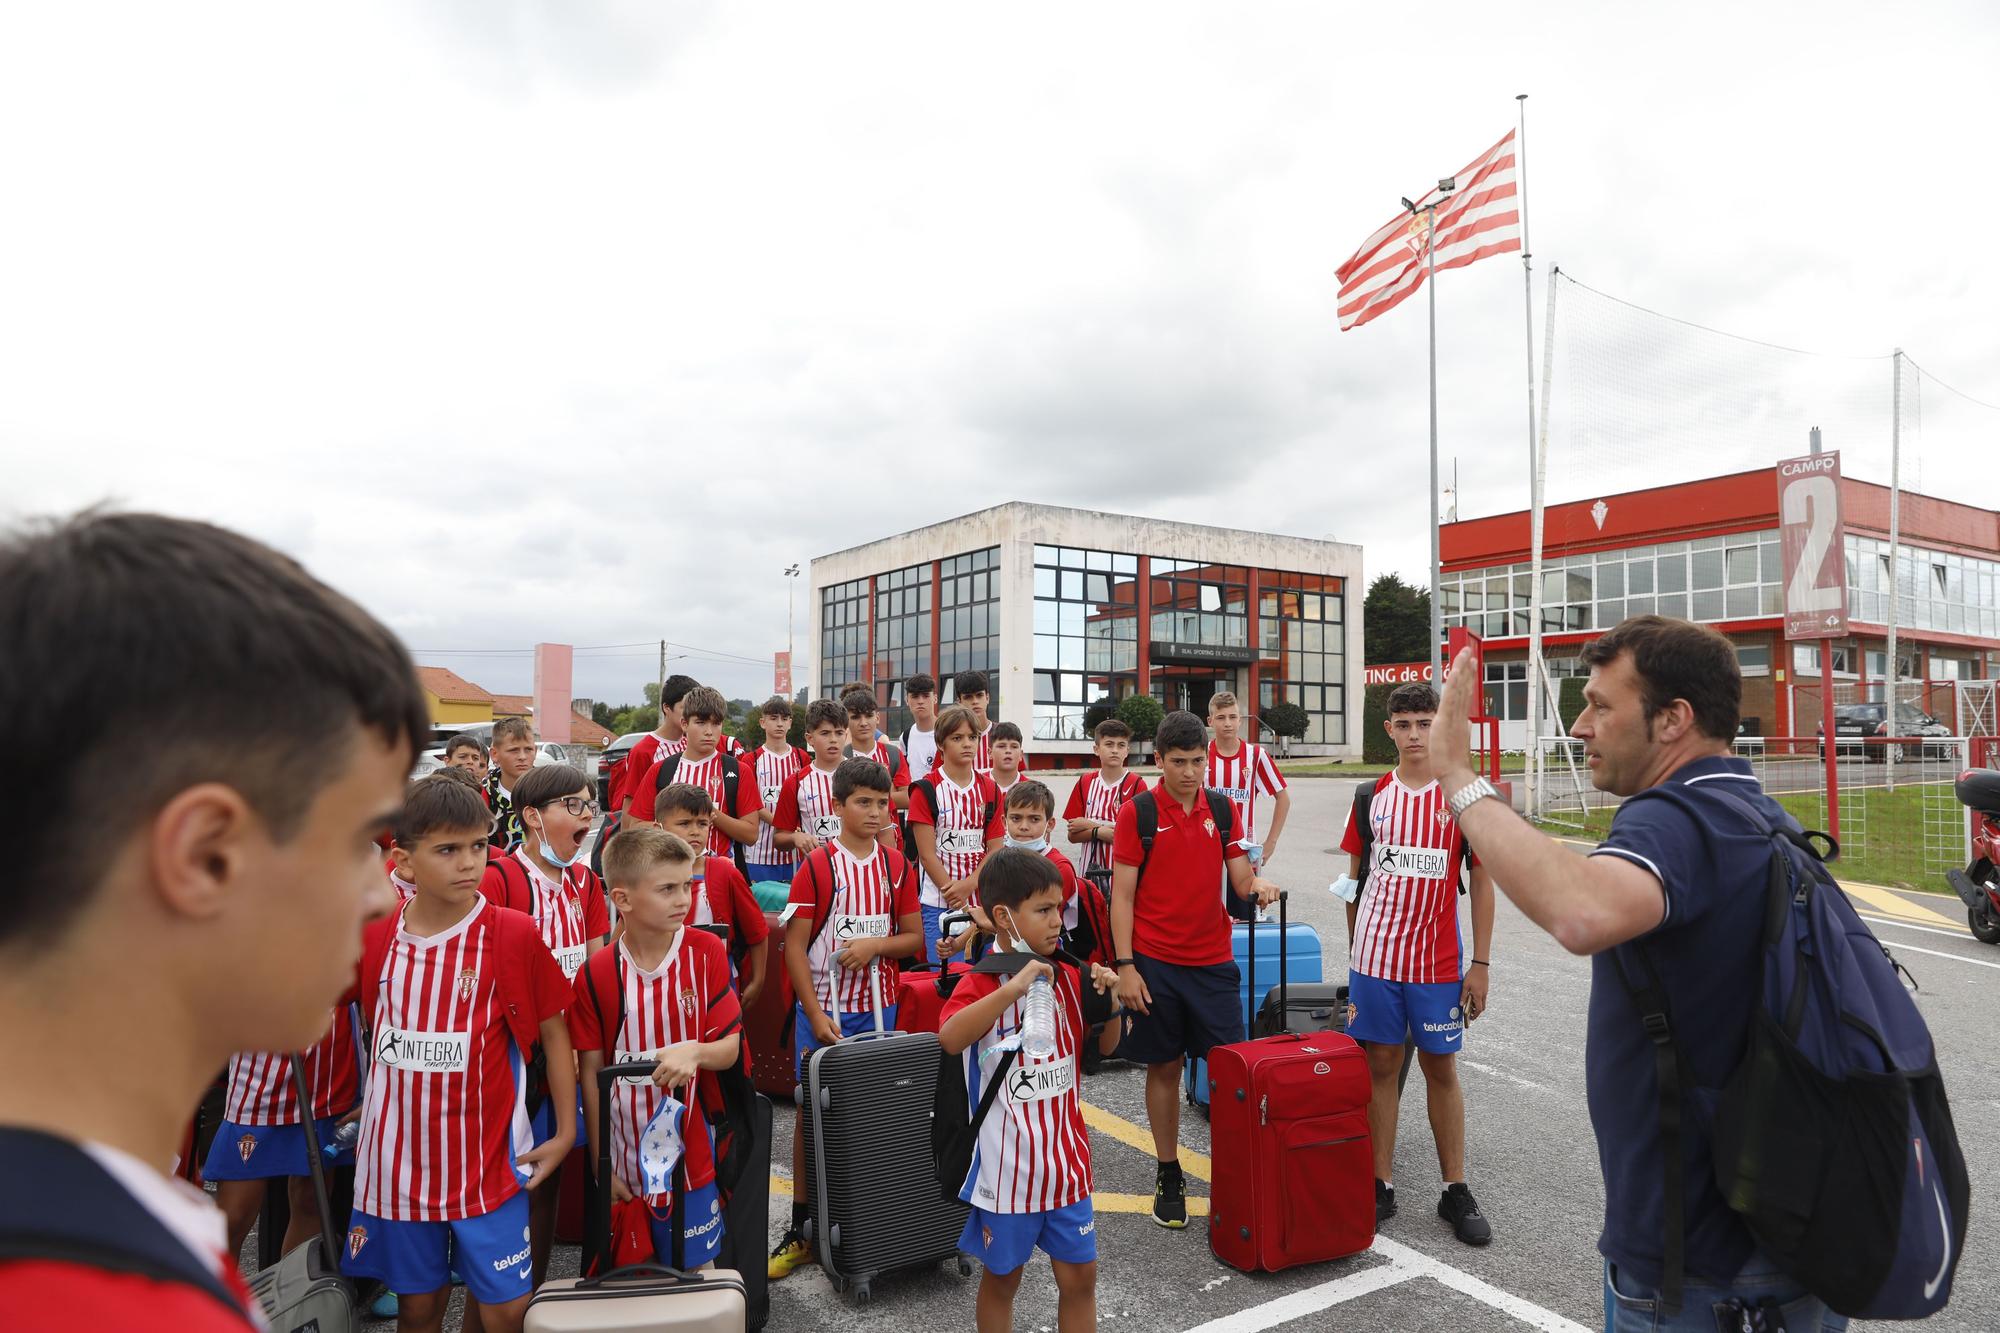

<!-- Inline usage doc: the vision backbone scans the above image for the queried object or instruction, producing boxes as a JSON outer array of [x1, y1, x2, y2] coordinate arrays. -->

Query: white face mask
[[1004, 833, 1050, 854], [538, 838, 582, 870], [637, 1094, 685, 1198]]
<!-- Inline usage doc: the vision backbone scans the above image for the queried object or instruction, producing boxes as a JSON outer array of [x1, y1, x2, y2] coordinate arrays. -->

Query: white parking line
[[1857, 913, 1977, 942], [1180, 1237, 1591, 1332], [1869, 939, 2000, 971]]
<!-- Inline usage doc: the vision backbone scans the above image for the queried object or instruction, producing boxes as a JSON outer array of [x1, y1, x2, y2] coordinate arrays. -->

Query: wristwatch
[[1447, 776, 1501, 820]]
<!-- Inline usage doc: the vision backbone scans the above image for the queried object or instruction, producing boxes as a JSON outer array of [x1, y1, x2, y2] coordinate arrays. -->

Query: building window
[[819, 578, 870, 699], [1148, 559, 1249, 649], [1032, 545, 1139, 741], [1736, 644, 1771, 677], [1845, 534, 2000, 638], [872, 563, 931, 735], [1259, 571, 1347, 746], [1793, 643, 1855, 678], [938, 547, 1001, 710]]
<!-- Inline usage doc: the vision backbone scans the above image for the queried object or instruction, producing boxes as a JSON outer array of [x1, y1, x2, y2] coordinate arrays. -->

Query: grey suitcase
[[249, 1055, 357, 1333], [800, 969, 971, 1303], [525, 1060, 747, 1331]]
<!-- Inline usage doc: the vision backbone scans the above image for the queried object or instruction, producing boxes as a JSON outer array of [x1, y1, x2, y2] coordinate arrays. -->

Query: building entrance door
[[1153, 670, 1233, 719]]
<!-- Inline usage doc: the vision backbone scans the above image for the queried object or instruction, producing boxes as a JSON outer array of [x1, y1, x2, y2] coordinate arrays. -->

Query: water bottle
[[1020, 971, 1058, 1059], [324, 1119, 360, 1160]]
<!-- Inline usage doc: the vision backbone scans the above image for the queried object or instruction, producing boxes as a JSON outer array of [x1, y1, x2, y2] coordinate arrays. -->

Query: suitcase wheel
[[956, 1257, 973, 1278], [855, 1282, 873, 1305]]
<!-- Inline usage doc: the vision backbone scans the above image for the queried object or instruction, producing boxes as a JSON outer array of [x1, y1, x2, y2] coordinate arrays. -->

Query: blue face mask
[[538, 838, 581, 870], [1005, 833, 1050, 854]]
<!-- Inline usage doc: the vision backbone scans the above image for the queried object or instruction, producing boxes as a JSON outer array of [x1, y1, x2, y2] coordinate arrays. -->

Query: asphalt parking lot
[[356, 771, 1997, 1332]]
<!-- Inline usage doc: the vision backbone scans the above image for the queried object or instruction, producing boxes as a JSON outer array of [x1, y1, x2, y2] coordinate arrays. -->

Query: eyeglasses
[[544, 797, 601, 817]]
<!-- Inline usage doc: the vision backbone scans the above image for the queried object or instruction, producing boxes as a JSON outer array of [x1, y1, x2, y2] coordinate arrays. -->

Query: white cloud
[[3, 1, 1994, 705]]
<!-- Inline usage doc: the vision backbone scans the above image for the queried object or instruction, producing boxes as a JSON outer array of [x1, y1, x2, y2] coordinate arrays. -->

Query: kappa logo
[[236, 1134, 257, 1164], [346, 1225, 368, 1260]]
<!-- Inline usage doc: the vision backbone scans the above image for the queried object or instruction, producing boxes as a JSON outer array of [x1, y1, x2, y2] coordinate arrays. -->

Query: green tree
[[1364, 572, 1433, 666], [1361, 682, 1397, 764], [1116, 693, 1164, 742], [1262, 701, 1309, 741], [590, 701, 617, 730]]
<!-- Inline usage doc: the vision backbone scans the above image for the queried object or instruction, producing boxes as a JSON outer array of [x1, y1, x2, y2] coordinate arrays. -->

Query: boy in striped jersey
[[651, 782, 770, 1009], [772, 698, 849, 859], [925, 670, 997, 774], [988, 721, 1026, 801], [941, 849, 1118, 1333], [571, 827, 741, 1270], [344, 776, 576, 1333], [1337, 681, 1494, 1245], [840, 685, 911, 844], [1205, 690, 1291, 872], [908, 704, 1005, 965], [485, 716, 539, 851], [202, 1020, 359, 1260], [1063, 718, 1144, 879], [767, 758, 923, 1280], [743, 695, 805, 910], [629, 687, 760, 868]]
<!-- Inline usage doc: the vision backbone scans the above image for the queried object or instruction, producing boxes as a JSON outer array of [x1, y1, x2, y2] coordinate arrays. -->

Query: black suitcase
[[1253, 981, 1349, 1038], [799, 971, 972, 1302], [713, 1092, 772, 1331]]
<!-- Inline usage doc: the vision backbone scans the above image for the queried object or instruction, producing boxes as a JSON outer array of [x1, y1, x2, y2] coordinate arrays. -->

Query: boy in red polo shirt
[[1108, 710, 1277, 1230]]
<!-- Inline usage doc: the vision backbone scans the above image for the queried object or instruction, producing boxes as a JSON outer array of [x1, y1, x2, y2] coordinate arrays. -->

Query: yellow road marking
[[1837, 879, 1959, 926], [1095, 1190, 1210, 1216], [1078, 1099, 1212, 1182]]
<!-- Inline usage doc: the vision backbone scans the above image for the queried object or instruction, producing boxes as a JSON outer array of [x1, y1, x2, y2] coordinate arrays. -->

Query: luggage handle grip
[[577, 1260, 707, 1290]]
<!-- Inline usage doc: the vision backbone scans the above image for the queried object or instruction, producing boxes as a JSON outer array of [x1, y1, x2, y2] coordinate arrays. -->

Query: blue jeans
[[1604, 1257, 1849, 1332]]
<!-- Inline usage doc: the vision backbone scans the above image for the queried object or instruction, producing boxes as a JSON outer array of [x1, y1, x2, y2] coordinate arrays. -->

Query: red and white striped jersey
[[221, 1012, 359, 1126], [503, 850, 608, 983], [1061, 770, 1144, 876], [659, 735, 746, 760], [353, 898, 569, 1221], [566, 932, 740, 1198], [619, 732, 676, 810], [1204, 741, 1287, 847], [745, 745, 806, 866], [1340, 773, 1474, 985], [658, 751, 739, 861], [924, 723, 994, 776], [388, 867, 417, 903], [788, 844, 918, 1019], [773, 764, 843, 846], [941, 964, 1091, 1214], [908, 772, 1003, 908]]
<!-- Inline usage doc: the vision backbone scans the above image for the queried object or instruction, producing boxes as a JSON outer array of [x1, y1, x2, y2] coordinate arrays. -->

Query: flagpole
[[1425, 198, 1443, 687], [1517, 93, 1542, 814]]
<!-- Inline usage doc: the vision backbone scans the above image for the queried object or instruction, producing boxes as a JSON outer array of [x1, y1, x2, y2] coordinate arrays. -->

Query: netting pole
[[1886, 347, 1903, 794], [1528, 268, 1559, 818], [1516, 93, 1538, 814]]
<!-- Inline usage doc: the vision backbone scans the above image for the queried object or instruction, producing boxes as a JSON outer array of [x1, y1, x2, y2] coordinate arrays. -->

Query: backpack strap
[[1133, 789, 1159, 882], [1206, 789, 1234, 847], [803, 850, 834, 950], [655, 752, 682, 793], [583, 947, 625, 1060], [490, 853, 533, 915], [1351, 784, 1376, 887], [968, 1045, 1020, 1141]]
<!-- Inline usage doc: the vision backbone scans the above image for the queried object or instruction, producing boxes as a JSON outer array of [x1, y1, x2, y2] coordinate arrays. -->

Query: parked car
[[597, 731, 652, 806], [1816, 702, 1954, 761]]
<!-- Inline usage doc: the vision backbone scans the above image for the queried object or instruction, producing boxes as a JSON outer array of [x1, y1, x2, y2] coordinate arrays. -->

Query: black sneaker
[[1375, 1179, 1397, 1224], [1152, 1161, 1188, 1229], [1439, 1183, 1491, 1246]]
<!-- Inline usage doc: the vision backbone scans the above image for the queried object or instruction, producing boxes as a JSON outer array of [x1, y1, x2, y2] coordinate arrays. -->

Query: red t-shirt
[[690, 856, 771, 947], [1111, 782, 1246, 967]]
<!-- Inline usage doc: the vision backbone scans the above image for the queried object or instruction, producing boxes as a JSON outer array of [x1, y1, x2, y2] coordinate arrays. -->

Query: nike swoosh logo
[[1923, 1178, 1952, 1299], [517, 1265, 533, 1280]]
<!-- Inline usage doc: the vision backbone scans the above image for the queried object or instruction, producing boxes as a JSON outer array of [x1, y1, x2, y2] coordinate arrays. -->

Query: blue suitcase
[[1185, 904, 1321, 1108]]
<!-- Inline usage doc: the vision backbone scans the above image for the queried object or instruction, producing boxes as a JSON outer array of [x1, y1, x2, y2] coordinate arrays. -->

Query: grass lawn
[[1282, 754, 1529, 780], [1535, 782, 1961, 894]]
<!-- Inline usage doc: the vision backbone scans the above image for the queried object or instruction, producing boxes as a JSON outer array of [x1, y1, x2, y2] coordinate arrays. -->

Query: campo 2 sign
[[1776, 452, 1849, 641]]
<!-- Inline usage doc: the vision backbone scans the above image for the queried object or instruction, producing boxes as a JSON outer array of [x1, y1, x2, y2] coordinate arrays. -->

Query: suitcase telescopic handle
[[287, 1054, 345, 1279], [592, 1061, 694, 1269]]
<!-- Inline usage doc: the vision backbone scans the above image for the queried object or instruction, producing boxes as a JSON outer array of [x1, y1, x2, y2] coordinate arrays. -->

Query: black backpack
[[656, 751, 749, 876], [1131, 787, 1245, 921]]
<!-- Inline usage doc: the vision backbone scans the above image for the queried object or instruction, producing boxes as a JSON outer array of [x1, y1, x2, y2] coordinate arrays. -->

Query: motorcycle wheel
[[1971, 904, 2000, 946]]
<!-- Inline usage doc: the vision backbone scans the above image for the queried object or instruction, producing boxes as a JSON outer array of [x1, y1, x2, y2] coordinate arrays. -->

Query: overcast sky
[[5, 2, 1996, 708]]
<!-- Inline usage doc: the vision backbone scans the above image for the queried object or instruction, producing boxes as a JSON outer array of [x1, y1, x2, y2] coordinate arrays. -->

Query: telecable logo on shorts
[[374, 1026, 470, 1073], [1375, 844, 1449, 880]]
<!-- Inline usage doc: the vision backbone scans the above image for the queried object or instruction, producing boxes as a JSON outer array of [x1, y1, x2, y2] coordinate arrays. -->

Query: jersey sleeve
[[732, 755, 762, 818], [1052, 851, 1079, 905], [628, 760, 665, 823], [1592, 793, 1698, 927], [1254, 745, 1287, 795], [890, 750, 911, 789], [774, 771, 803, 832], [891, 853, 921, 919], [907, 781, 938, 828], [1339, 801, 1364, 857], [1110, 799, 1144, 868], [938, 969, 1001, 1028], [528, 932, 573, 1022], [1062, 779, 1087, 821]]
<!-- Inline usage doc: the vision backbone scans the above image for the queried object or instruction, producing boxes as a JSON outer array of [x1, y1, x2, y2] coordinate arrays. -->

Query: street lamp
[[783, 564, 800, 694]]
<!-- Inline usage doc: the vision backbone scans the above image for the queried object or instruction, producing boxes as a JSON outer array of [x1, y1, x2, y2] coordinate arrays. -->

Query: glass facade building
[[811, 503, 1364, 763]]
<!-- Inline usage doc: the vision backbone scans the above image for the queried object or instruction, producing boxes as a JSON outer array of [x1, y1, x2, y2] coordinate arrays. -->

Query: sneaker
[[768, 1230, 815, 1279], [1439, 1183, 1491, 1246], [1375, 1179, 1397, 1224], [1152, 1161, 1188, 1229], [366, 1290, 400, 1319]]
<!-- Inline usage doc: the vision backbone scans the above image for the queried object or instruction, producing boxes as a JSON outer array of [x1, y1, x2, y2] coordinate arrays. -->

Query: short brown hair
[[5, 511, 430, 948], [935, 703, 978, 743], [681, 686, 727, 724], [602, 823, 694, 890], [1093, 717, 1132, 742], [492, 717, 534, 747], [1579, 615, 1740, 742], [430, 766, 484, 795], [396, 774, 494, 846], [1005, 779, 1054, 817], [841, 686, 880, 717], [1207, 691, 1240, 713], [805, 698, 849, 733], [512, 763, 591, 812], [904, 673, 937, 699], [760, 695, 793, 719], [1386, 682, 1439, 716], [445, 734, 487, 760], [654, 782, 714, 821]]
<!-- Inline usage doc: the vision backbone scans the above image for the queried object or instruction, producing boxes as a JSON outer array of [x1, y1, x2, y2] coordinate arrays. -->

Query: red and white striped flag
[[1336, 130, 1521, 332]]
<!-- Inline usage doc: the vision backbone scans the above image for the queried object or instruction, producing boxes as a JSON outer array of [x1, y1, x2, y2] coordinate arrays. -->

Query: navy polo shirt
[[1584, 753, 1798, 1289]]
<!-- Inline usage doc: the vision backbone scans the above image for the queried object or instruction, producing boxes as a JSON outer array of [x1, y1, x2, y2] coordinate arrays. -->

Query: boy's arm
[[1109, 858, 1149, 1014], [711, 763, 761, 845], [938, 966, 1044, 1056], [911, 822, 950, 891], [1463, 863, 1495, 1020], [1226, 850, 1279, 905], [577, 1048, 605, 1179], [1344, 853, 1361, 944], [739, 936, 768, 1008], [1263, 788, 1292, 862], [882, 909, 922, 961], [784, 912, 830, 1032], [518, 1017, 576, 1185]]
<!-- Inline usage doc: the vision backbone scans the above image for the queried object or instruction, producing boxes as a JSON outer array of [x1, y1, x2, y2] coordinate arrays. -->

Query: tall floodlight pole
[[784, 563, 800, 693]]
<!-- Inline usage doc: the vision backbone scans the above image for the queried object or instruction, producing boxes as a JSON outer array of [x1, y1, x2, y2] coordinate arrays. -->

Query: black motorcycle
[[1947, 769, 2000, 945]]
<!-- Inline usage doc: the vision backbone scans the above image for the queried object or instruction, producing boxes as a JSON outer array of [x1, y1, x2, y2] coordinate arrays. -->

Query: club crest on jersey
[[236, 1134, 257, 1163], [679, 987, 698, 1019], [1202, 818, 1216, 836], [347, 1225, 368, 1260], [458, 966, 478, 1001]]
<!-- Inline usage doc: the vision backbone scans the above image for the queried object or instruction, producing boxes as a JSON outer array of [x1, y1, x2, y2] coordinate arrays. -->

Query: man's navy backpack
[[1619, 784, 1969, 1318]]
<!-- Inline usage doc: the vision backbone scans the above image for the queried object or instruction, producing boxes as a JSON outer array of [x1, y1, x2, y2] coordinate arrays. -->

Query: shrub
[[1262, 702, 1309, 740], [1115, 693, 1165, 742]]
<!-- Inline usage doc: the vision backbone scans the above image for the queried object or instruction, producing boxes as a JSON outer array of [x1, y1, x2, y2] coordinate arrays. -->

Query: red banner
[[1776, 452, 1849, 640], [774, 651, 792, 697]]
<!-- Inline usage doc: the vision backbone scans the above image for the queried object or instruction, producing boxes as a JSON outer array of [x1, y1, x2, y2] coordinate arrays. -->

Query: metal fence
[[1535, 733, 1977, 890]]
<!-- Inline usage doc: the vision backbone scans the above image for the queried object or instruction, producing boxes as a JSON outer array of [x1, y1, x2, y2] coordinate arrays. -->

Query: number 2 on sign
[[1784, 474, 1842, 612]]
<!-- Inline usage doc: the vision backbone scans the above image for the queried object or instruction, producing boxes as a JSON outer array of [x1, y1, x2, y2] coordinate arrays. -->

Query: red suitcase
[[1207, 895, 1373, 1273], [743, 910, 798, 1099]]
